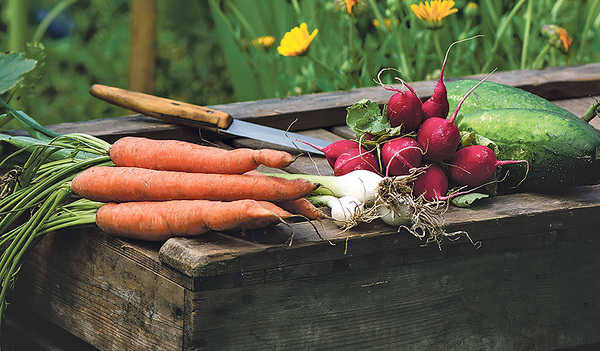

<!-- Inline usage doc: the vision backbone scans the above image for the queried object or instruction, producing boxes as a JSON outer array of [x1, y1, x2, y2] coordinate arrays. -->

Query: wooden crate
[[7, 64, 600, 350]]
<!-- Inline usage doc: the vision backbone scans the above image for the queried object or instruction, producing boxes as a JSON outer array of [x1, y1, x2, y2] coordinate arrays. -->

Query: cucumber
[[455, 108, 600, 192], [446, 80, 579, 118]]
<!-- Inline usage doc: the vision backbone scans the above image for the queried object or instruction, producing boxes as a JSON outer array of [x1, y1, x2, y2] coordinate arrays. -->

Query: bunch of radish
[[290, 45, 528, 241]]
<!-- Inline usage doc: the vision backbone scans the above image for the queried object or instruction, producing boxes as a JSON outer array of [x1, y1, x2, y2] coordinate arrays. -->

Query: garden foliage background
[[1, 0, 599, 127]]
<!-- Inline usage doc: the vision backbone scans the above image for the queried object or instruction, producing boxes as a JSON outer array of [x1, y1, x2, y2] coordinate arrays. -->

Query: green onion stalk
[[0, 100, 113, 342]]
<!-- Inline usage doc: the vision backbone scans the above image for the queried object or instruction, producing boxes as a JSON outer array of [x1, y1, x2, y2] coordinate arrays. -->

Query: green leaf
[[0, 52, 37, 95], [451, 192, 490, 207], [460, 131, 499, 155], [346, 99, 390, 134]]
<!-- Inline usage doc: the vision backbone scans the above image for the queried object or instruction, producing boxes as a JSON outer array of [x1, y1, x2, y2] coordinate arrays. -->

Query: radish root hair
[[375, 167, 478, 249]]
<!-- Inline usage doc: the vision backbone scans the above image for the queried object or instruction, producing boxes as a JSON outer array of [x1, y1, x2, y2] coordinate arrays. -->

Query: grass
[[1, 0, 600, 127]]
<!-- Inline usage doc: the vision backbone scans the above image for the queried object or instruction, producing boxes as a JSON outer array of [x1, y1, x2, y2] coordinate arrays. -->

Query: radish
[[412, 164, 449, 202], [421, 37, 476, 120], [292, 139, 360, 168], [421, 51, 449, 120], [381, 137, 423, 176], [385, 81, 424, 132], [417, 71, 494, 163], [376, 70, 424, 132], [334, 147, 380, 176], [446, 145, 528, 187]]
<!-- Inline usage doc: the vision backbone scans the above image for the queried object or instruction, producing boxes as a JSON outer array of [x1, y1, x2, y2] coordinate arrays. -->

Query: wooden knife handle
[[89, 84, 233, 130]]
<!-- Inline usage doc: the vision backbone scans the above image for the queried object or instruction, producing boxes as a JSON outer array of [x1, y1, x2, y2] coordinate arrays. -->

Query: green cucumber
[[455, 108, 600, 192], [446, 79, 579, 118]]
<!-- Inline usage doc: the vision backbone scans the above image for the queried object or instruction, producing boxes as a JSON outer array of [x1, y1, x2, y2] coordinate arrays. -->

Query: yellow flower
[[464, 2, 478, 18], [372, 18, 397, 31], [410, 0, 458, 30], [277, 23, 318, 57], [252, 36, 276, 50]]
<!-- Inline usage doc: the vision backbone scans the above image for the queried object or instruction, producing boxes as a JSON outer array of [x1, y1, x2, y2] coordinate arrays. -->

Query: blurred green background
[[1, 0, 599, 127]]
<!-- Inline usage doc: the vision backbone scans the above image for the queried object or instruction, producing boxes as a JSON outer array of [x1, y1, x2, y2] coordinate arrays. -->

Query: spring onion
[[267, 170, 384, 205], [309, 195, 365, 227]]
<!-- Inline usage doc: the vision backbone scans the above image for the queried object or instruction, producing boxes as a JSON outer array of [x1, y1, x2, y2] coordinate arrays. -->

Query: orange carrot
[[243, 170, 323, 220], [96, 199, 293, 241], [110, 136, 294, 174], [71, 166, 318, 203], [276, 198, 324, 220]]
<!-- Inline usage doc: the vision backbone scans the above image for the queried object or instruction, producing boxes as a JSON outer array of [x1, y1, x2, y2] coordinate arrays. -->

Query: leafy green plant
[[1, 0, 233, 126], [209, 0, 600, 102]]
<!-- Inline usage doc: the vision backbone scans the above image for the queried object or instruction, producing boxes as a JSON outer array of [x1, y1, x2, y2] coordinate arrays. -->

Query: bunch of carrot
[[70, 136, 323, 241], [0, 111, 322, 335]]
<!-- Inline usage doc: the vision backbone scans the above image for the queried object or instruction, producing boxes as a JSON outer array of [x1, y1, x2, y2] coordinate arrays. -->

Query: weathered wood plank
[[186, 239, 600, 350], [33, 63, 600, 142], [156, 184, 600, 281], [13, 229, 187, 351]]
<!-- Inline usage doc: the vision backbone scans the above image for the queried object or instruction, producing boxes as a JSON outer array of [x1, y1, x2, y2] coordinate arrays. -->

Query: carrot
[[276, 197, 324, 220], [243, 170, 324, 220], [110, 136, 294, 174], [71, 166, 318, 203], [95, 199, 293, 241]]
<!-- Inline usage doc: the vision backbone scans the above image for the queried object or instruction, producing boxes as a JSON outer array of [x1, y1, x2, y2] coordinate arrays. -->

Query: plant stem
[[520, 0, 533, 70], [433, 31, 443, 62], [31, 0, 78, 43], [306, 53, 346, 85], [482, 0, 528, 72], [5, 0, 28, 52], [576, 0, 600, 62], [581, 99, 600, 123], [531, 43, 551, 69]]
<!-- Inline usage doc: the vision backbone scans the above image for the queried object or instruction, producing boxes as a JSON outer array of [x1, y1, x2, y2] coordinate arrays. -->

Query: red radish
[[412, 164, 449, 202], [446, 145, 528, 187], [297, 139, 360, 168], [422, 37, 483, 120], [376, 70, 424, 132], [422, 53, 449, 120], [385, 81, 424, 132], [381, 137, 423, 176], [334, 147, 380, 176], [417, 71, 494, 163]]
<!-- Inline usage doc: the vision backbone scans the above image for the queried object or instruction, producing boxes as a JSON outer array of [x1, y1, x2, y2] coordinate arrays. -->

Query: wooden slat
[[186, 239, 600, 350], [37, 63, 600, 142], [13, 228, 186, 351], [156, 184, 600, 280]]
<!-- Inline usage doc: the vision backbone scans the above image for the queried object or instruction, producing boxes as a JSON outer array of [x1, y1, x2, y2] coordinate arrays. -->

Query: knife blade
[[89, 84, 331, 155]]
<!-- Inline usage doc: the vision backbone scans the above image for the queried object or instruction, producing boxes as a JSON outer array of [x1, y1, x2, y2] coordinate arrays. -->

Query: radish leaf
[[346, 99, 390, 134]]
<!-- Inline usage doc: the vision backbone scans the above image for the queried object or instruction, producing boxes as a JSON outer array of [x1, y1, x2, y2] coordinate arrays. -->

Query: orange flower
[[557, 27, 573, 55], [372, 18, 398, 31], [542, 24, 573, 64], [344, 0, 358, 14]]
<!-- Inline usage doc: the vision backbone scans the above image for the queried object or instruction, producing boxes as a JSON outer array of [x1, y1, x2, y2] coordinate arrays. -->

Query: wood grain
[[186, 240, 600, 350], [13, 229, 186, 351]]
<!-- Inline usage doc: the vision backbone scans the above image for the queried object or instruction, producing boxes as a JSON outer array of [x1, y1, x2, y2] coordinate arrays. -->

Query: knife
[[89, 84, 331, 155]]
